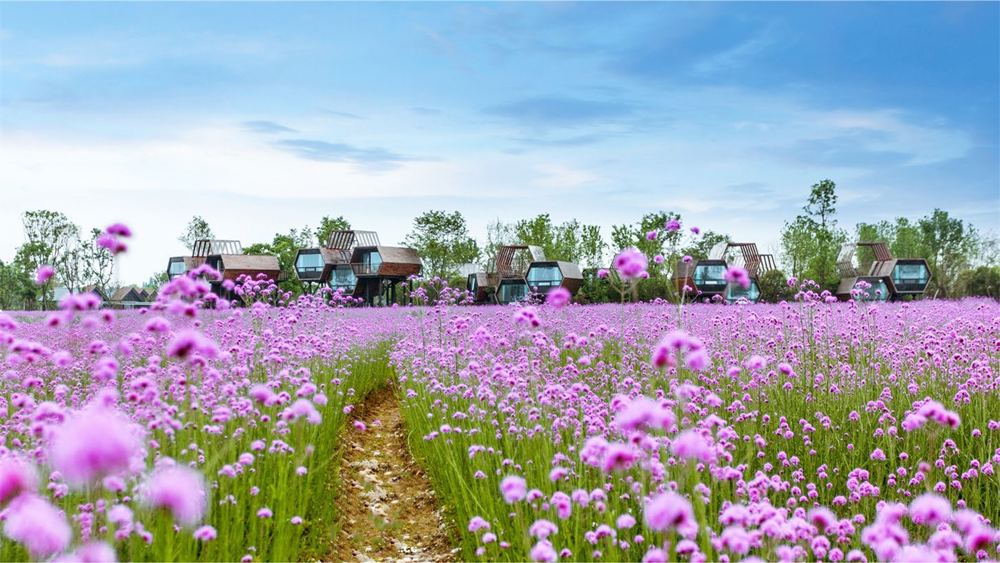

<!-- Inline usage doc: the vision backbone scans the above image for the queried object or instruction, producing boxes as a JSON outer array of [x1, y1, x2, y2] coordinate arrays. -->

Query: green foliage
[[405, 210, 480, 279], [919, 208, 978, 298], [316, 215, 351, 246], [779, 180, 845, 291], [245, 228, 314, 296], [178, 215, 214, 251], [957, 266, 1000, 299], [758, 269, 794, 303]]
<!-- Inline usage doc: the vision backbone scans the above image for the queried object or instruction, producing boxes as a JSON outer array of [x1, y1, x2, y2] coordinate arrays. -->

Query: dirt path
[[334, 387, 457, 563]]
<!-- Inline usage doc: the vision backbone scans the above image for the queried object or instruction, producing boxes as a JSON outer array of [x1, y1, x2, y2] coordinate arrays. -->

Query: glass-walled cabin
[[167, 257, 187, 280], [726, 280, 761, 304], [496, 279, 528, 305], [354, 249, 383, 276], [891, 260, 931, 293], [853, 277, 890, 301], [331, 266, 357, 292], [294, 249, 325, 281], [526, 262, 563, 294], [692, 260, 727, 292]]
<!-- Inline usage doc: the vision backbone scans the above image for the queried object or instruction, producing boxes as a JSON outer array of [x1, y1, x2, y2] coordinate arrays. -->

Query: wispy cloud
[[272, 139, 409, 170], [242, 120, 297, 134], [321, 109, 363, 120]]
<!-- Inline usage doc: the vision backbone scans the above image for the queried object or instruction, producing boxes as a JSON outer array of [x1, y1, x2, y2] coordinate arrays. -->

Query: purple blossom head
[[690, 226, 700, 234], [613, 248, 648, 280], [35, 265, 56, 286], [597, 268, 609, 279], [546, 287, 572, 308], [105, 223, 132, 237], [2, 495, 72, 558], [167, 330, 219, 360], [501, 475, 527, 503], [664, 219, 681, 231], [61, 541, 118, 562], [143, 465, 207, 526], [724, 266, 751, 289], [0, 456, 38, 506], [47, 406, 144, 486], [909, 493, 951, 527], [644, 491, 695, 534], [530, 540, 558, 563], [194, 525, 217, 541]]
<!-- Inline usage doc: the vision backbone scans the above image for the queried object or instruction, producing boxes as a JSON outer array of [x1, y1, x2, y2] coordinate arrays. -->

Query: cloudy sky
[[1, 2, 997, 283]]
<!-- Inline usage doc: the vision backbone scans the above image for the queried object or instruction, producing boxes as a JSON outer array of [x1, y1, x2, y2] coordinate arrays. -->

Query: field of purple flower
[[1, 264, 999, 562]]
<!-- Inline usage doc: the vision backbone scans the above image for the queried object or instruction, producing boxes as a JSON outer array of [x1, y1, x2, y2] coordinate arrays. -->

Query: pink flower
[[530, 540, 558, 562], [469, 516, 491, 532], [354, 421, 367, 431], [690, 226, 700, 234], [529, 519, 559, 539], [909, 493, 951, 526], [724, 266, 751, 289], [48, 407, 143, 486], [62, 541, 117, 562], [644, 492, 695, 534], [670, 429, 716, 463], [646, 230, 659, 240], [143, 465, 207, 526], [193, 525, 217, 541], [35, 265, 55, 285], [597, 269, 609, 279], [3, 495, 72, 558], [105, 223, 132, 237], [257, 507, 273, 518], [167, 331, 219, 360], [664, 219, 681, 231], [500, 475, 527, 503], [546, 287, 572, 308], [0, 456, 37, 506], [613, 248, 648, 279]]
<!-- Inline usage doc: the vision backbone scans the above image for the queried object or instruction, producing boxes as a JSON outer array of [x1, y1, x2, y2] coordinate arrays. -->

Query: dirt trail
[[334, 387, 456, 563]]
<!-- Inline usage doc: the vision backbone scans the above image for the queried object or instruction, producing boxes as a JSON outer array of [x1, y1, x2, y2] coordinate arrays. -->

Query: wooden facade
[[836, 242, 931, 301]]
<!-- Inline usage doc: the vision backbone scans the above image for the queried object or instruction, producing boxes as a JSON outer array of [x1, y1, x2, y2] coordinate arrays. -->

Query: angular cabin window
[[468, 274, 478, 293], [332, 266, 357, 289], [892, 262, 929, 286], [855, 279, 889, 301], [358, 251, 382, 275], [727, 280, 760, 303], [497, 281, 528, 304], [295, 253, 324, 276], [168, 260, 187, 277], [527, 265, 563, 289], [693, 264, 727, 287]]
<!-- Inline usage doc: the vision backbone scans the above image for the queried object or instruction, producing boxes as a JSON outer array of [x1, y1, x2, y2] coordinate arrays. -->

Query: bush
[[957, 266, 1000, 299], [758, 269, 794, 303]]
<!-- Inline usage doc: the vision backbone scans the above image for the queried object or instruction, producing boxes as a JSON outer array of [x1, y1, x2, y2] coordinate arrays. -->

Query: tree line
[[3, 179, 997, 310]]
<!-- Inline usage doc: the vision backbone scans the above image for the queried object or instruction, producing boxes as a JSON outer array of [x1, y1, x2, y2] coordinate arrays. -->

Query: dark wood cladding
[[350, 246, 422, 279], [216, 254, 282, 282]]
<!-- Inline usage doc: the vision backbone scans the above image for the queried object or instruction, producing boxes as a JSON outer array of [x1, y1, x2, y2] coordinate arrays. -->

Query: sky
[[1, 2, 998, 284]]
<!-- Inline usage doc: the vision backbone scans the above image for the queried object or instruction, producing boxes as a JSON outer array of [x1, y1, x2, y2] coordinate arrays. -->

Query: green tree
[[957, 266, 1000, 299], [801, 179, 844, 291], [18, 211, 78, 308], [681, 230, 729, 261], [0, 260, 33, 310], [404, 211, 480, 279], [919, 208, 978, 298], [83, 228, 116, 295], [178, 216, 214, 251], [758, 269, 794, 303], [246, 227, 314, 296], [611, 211, 683, 274], [316, 216, 351, 247], [779, 216, 816, 279]]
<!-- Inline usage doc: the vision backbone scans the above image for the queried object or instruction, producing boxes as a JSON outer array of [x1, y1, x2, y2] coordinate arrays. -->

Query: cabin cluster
[[164, 233, 931, 306], [835, 242, 931, 301]]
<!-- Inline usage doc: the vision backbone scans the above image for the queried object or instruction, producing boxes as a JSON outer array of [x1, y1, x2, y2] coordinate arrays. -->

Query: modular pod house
[[467, 245, 552, 305], [674, 260, 728, 301], [166, 239, 281, 299], [835, 242, 931, 301], [526, 261, 584, 297], [349, 245, 422, 306], [293, 230, 380, 295]]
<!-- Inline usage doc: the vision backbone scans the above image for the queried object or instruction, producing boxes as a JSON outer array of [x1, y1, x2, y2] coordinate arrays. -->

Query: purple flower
[[257, 507, 273, 518], [167, 330, 219, 360], [48, 407, 143, 486], [194, 525, 217, 541], [35, 265, 55, 285], [597, 269, 609, 279], [61, 541, 118, 562], [909, 493, 951, 526], [469, 516, 491, 532], [546, 287, 572, 308], [724, 266, 751, 289], [646, 230, 658, 241], [105, 223, 132, 237], [690, 226, 700, 234], [613, 248, 648, 279], [3, 495, 72, 558], [500, 475, 527, 503], [143, 465, 207, 526], [664, 219, 681, 231], [530, 540, 558, 562], [644, 492, 695, 534], [529, 518, 559, 539], [0, 456, 37, 506]]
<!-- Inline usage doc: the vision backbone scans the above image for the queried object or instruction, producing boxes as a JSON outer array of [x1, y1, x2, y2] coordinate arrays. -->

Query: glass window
[[497, 281, 528, 304], [727, 280, 760, 303], [893, 263, 929, 285], [295, 253, 324, 274], [527, 265, 563, 288], [854, 279, 889, 301], [359, 251, 382, 274], [332, 266, 356, 289], [168, 260, 187, 276], [468, 275, 478, 293], [694, 264, 726, 287]]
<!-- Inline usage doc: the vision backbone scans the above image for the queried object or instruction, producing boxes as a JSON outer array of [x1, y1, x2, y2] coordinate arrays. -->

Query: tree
[[0, 260, 33, 310], [758, 269, 794, 303], [58, 226, 89, 296], [246, 227, 314, 296], [611, 211, 684, 274], [83, 228, 116, 295], [957, 266, 1000, 299], [801, 179, 843, 291], [780, 216, 816, 279], [680, 230, 729, 261], [483, 218, 516, 270], [178, 216, 214, 251], [20, 210, 77, 307], [316, 216, 351, 247], [404, 211, 480, 279], [919, 209, 977, 298], [579, 225, 607, 269]]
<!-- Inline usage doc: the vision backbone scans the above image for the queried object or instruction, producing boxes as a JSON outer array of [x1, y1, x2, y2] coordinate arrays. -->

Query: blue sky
[[1, 2, 997, 282]]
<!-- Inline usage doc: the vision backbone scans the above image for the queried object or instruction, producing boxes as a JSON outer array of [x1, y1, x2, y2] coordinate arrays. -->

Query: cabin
[[167, 239, 281, 299], [836, 242, 931, 301], [350, 245, 422, 306], [674, 259, 728, 301], [467, 245, 547, 305], [526, 260, 584, 297], [293, 230, 379, 294], [110, 286, 148, 309], [166, 240, 241, 280]]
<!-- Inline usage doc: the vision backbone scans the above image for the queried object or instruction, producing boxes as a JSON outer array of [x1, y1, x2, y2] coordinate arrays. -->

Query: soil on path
[[334, 387, 457, 563]]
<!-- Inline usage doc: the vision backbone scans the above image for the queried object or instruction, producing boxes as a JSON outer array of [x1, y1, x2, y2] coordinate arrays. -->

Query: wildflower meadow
[[1, 224, 998, 563]]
